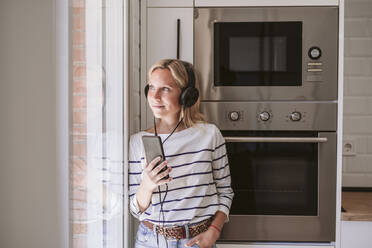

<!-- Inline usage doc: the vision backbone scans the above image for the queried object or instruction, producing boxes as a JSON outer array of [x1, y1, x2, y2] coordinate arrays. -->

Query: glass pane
[[214, 22, 302, 86], [229, 36, 287, 72], [222, 131, 318, 216], [70, 0, 124, 247]]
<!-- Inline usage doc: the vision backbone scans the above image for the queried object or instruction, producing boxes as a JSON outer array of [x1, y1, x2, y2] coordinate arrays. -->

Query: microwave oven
[[194, 7, 339, 101]]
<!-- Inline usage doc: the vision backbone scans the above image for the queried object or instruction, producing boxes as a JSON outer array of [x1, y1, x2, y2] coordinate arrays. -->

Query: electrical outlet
[[343, 140, 356, 156]]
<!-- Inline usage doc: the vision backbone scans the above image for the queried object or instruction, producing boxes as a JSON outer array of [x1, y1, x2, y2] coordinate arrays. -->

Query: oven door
[[194, 7, 338, 101], [219, 131, 336, 242]]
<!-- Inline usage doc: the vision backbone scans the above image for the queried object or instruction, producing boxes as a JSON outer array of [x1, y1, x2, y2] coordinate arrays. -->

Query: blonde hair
[[148, 59, 205, 128]]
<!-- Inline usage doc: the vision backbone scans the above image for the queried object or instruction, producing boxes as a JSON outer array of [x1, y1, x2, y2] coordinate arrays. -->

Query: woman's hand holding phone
[[136, 156, 172, 213], [141, 156, 172, 193]]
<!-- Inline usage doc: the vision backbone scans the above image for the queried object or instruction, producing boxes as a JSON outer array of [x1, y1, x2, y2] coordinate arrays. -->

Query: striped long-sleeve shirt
[[129, 123, 234, 226]]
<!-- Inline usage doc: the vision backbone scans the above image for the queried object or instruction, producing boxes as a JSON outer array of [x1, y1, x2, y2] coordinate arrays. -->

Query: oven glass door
[[214, 22, 302, 86], [219, 131, 337, 241], [223, 131, 317, 216]]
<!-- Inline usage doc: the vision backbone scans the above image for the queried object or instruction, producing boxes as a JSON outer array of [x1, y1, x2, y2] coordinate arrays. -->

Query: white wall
[[343, 0, 372, 187], [0, 0, 67, 247]]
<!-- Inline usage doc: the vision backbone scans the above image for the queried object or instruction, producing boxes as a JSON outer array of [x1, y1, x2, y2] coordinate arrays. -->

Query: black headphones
[[144, 60, 199, 108]]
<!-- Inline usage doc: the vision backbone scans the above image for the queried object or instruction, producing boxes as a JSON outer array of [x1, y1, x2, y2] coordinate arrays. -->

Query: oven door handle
[[224, 137, 328, 143]]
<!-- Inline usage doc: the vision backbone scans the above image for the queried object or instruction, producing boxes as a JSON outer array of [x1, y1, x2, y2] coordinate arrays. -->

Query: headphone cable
[[154, 117, 183, 145], [153, 117, 182, 247]]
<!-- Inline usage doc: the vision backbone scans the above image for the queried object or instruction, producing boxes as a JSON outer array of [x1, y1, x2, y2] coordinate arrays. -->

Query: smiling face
[[147, 68, 182, 122]]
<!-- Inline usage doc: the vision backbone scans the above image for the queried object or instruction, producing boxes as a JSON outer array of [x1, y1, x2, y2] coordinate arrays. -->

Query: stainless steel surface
[[220, 132, 337, 242], [225, 136, 328, 143], [201, 100, 337, 242], [200, 101, 337, 131], [195, 7, 338, 242], [194, 7, 338, 101]]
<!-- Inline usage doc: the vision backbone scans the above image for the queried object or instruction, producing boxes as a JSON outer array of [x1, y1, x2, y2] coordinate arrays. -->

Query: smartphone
[[141, 135, 169, 179]]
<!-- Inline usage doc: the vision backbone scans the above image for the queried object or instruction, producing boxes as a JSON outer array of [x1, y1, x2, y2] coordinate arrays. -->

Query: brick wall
[[343, 0, 372, 187], [71, 0, 88, 247]]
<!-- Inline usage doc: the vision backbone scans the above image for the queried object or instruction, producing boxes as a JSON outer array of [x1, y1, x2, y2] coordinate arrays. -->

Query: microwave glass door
[[223, 131, 318, 216], [214, 22, 302, 86]]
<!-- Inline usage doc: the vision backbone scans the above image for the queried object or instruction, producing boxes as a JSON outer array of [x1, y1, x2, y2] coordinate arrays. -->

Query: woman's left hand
[[185, 228, 220, 248]]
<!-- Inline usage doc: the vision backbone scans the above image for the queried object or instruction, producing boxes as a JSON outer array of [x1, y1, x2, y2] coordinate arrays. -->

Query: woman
[[129, 59, 233, 248]]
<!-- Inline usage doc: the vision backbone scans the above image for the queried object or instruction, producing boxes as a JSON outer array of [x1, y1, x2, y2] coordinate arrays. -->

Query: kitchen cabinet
[[340, 221, 372, 248], [194, 0, 338, 7], [146, 7, 193, 68], [147, 0, 193, 7], [341, 191, 372, 248], [142, 6, 193, 128]]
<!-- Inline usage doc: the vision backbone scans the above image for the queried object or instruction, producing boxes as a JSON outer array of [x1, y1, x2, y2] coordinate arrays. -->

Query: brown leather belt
[[142, 218, 213, 240]]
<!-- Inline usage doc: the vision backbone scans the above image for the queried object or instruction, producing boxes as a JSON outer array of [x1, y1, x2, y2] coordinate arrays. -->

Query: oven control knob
[[308, 46, 322, 60], [290, 112, 302, 121], [259, 111, 270, 121], [229, 111, 240, 121]]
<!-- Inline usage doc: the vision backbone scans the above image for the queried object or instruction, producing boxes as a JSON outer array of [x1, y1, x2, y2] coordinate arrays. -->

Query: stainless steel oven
[[194, 7, 338, 101], [200, 102, 337, 242]]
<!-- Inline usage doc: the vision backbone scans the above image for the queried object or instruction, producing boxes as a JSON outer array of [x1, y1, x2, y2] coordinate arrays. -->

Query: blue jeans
[[134, 222, 217, 248]]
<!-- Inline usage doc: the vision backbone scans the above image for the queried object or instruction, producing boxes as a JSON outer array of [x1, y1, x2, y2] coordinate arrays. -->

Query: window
[[70, 0, 126, 247]]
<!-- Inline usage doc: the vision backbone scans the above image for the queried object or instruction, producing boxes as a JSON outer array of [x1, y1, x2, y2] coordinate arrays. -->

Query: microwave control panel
[[306, 46, 324, 82]]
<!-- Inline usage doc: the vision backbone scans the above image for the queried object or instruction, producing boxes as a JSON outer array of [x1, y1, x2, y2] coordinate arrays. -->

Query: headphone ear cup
[[144, 85, 149, 98], [180, 87, 199, 108]]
